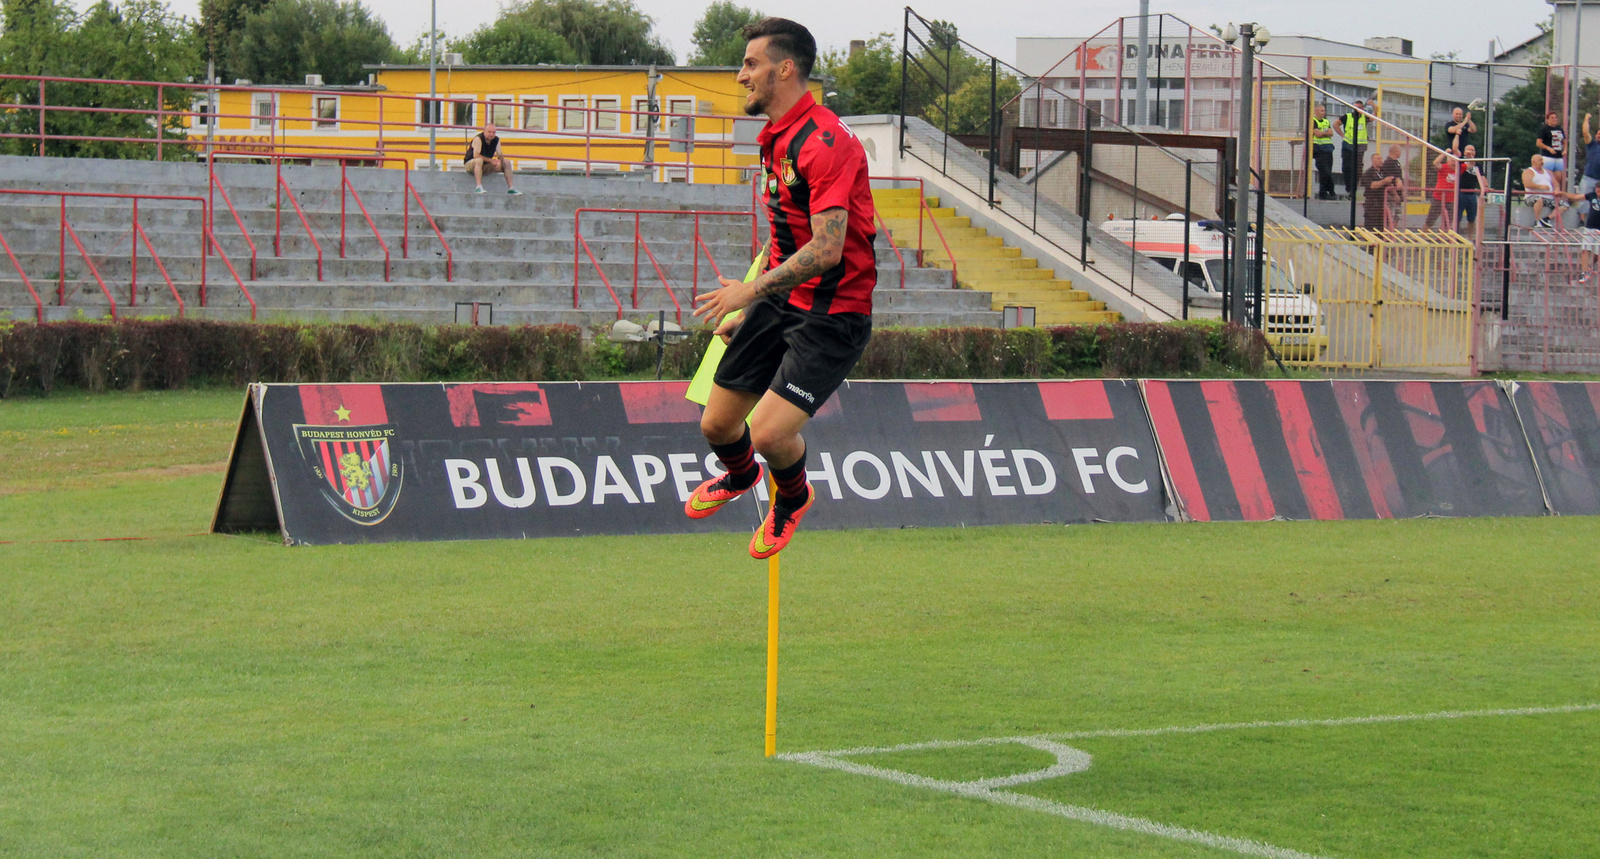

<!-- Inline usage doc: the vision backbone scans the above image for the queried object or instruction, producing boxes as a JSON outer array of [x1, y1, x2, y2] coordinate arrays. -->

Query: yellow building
[[185, 64, 823, 185]]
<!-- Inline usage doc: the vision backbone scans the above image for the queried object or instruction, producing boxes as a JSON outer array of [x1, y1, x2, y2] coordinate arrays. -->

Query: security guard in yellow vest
[[1337, 100, 1370, 195], [1312, 104, 1337, 199]]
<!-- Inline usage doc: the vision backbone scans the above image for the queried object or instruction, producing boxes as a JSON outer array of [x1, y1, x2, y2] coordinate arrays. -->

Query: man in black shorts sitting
[[687, 17, 877, 559], [464, 122, 520, 195]]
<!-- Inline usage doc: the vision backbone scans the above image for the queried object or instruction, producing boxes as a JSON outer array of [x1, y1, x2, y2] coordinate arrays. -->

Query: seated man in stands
[[1524, 154, 1565, 228], [465, 123, 521, 195]]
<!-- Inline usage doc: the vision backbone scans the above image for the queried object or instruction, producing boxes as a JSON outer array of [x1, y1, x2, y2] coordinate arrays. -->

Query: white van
[[1100, 216, 1327, 360]]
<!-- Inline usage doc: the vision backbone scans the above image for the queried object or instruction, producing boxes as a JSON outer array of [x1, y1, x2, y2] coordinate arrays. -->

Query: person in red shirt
[[1425, 148, 1460, 230], [687, 17, 877, 559]]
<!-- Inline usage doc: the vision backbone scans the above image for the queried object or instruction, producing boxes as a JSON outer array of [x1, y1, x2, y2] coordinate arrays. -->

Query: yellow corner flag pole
[[682, 248, 779, 757], [765, 472, 780, 757]]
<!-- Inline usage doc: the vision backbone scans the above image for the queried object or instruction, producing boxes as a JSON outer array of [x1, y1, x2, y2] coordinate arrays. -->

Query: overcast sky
[[149, 0, 1552, 66]]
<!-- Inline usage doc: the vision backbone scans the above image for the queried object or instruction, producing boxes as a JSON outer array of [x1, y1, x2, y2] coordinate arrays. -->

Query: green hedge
[[0, 318, 1265, 397]]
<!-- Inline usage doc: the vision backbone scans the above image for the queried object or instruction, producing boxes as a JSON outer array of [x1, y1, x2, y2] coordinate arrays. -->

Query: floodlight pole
[[765, 473, 781, 757], [1230, 23, 1258, 326], [428, 0, 438, 170]]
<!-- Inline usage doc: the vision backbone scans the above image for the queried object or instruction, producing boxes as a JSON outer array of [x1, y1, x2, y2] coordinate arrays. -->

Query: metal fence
[[1264, 224, 1476, 371]]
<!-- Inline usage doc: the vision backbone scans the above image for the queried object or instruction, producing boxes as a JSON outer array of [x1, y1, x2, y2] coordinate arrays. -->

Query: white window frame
[[313, 95, 340, 131], [417, 97, 444, 130], [252, 94, 275, 131], [450, 95, 475, 130], [592, 95, 621, 133], [521, 96, 548, 131], [631, 96, 653, 135], [485, 94, 516, 129], [190, 98, 212, 129], [559, 96, 587, 132]]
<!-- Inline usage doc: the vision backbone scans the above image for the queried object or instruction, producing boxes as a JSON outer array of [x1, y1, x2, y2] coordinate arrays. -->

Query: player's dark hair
[[741, 17, 816, 79]]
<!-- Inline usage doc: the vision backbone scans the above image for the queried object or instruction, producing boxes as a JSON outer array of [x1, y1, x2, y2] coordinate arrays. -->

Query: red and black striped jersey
[[757, 92, 878, 315]]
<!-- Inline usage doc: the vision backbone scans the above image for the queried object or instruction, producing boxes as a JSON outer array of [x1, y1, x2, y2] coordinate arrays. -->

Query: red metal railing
[[60, 212, 117, 320], [206, 228, 256, 320], [274, 169, 323, 280], [340, 160, 390, 281], [207, 156, 257, 279], [0, 189, 207, 320], [574, 208, 756, 321], [0, 72, 760, 181], [406, 173, 453, 281], [870, 176, 958, 288], [874, 210, 907, 290], [0, 228, 42, 322]]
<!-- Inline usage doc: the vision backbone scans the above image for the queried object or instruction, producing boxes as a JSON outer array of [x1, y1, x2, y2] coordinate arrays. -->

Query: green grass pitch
[[2, 390, 1597, 857]]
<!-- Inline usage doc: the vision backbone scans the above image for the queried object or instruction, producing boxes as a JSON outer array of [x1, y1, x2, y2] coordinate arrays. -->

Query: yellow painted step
[[881, 215, 972, 231], [935, 257, 1039, 272], [1035, 309, 1122, 325], [956, 268, 1055, 282], [921, 245, 1021, 261], [989, 297, 1107, 312], [877, 206, 957, 219], [983, 288, 1093, 303]]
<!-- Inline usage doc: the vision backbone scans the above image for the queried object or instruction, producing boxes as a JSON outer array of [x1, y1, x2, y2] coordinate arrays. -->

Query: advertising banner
[[1143, 380, 1547, 521], [1507, 381, 1600, 516], [214, 379, 1171, 545]]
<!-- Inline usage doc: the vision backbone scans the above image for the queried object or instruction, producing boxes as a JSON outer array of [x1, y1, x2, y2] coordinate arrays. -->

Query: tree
[[452, 16, 576, 65], [928, 70, 1021, 136], [233, 0, 399, 86], [817, 22, 992, 124], [197, 0, 271, 81], [687, 1, 761, 66], [817, 33, 896, 117], [499, 0, 672, 66], [0, 0, 199, 159]]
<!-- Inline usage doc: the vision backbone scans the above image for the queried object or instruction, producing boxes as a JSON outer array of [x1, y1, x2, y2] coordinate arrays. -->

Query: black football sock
[[770, 449, 809, 511], [711, 426, 761, 491]]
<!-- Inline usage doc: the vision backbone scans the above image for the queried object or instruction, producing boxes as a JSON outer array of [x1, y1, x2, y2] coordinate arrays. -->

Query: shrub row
[[0, 318, 1265, 397]]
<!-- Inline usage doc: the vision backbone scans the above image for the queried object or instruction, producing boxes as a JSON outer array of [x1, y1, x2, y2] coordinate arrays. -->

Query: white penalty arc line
[[778, 703, 1600, 859]]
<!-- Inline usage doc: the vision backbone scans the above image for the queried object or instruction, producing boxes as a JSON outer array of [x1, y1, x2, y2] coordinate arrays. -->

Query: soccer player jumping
[[687, 17, 878, 559]]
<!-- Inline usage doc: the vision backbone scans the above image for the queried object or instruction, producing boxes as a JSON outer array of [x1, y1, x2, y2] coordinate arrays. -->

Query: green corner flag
[[686, 250, 767, 406]]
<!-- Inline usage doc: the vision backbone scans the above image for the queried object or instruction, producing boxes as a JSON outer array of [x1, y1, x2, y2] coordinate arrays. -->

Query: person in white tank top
[[1523, 154, 1567, 228]]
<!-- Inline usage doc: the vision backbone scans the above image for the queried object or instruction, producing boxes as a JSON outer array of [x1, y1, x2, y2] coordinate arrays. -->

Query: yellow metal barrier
[[1263, 225, 1476, 371]]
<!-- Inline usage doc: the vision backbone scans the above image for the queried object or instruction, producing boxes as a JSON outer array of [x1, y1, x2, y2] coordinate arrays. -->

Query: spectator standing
[[1381, 144, 1406, 226], [1457, 144, 1483, 235], [1360, 152, 1398, 229], [1537, 111, 1568, 192], [1425, 149, 1460, 229], [464, 123, 521, 195], [1580, 114, 1600, 210], [1523, 153, 1566, 228], [1311, 104, 1337, 199], [1338, 100, 1370, 196], [1445, 106, 1477, 154]]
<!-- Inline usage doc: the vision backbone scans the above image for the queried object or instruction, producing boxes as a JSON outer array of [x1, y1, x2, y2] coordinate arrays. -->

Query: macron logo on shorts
[[786, 383, 816, 404]]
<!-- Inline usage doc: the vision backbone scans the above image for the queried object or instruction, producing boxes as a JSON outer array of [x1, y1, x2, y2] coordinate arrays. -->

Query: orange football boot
[[749, 483, 815, 559], [684, 467, 763, 519]]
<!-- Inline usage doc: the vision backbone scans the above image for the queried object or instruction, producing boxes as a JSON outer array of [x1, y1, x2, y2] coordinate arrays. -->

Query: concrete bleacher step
[[0, 155, 1005, 328], [872, 187, 1124, 325]]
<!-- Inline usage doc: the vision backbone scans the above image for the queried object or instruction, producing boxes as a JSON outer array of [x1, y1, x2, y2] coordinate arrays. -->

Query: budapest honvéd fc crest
[[777, 157, 797, 186], [294, 422, 402, 525]]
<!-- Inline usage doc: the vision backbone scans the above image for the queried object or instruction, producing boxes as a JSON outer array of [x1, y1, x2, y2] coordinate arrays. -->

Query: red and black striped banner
[[1509, 381, 1600, 515], [1144, 380, 1547, 521]]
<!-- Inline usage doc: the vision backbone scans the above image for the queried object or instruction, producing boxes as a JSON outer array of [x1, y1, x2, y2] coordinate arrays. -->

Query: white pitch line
[[782, 748, 1332, 859], [789, 702, 1600, 758], [778, 703, 1600, 859]]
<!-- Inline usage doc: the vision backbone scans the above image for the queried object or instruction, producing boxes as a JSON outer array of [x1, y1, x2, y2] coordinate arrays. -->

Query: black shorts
[[713, 298, 871, 416]]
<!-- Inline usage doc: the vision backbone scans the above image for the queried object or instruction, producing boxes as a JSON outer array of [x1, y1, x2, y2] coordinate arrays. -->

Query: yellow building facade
[[184, 65, 821, 184]]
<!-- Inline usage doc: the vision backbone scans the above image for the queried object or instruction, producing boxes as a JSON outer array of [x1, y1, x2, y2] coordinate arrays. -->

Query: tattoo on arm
[[751, 208, 848, 301]]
